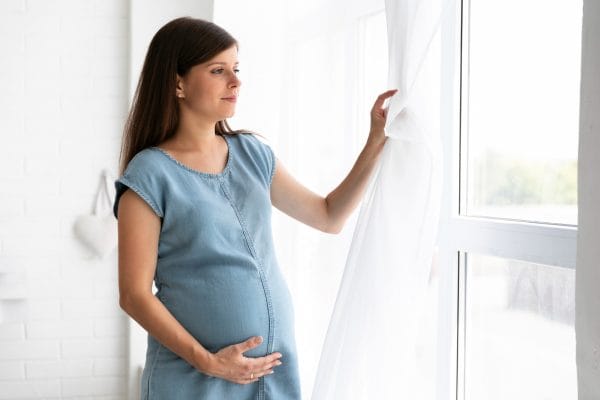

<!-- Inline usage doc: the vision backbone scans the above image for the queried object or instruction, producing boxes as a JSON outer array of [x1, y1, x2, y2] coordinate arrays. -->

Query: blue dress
[[113, 132, 302, 400]]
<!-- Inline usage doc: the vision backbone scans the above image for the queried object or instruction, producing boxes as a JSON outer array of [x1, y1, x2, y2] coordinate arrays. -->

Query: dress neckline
[[150, 134, 232, 179]]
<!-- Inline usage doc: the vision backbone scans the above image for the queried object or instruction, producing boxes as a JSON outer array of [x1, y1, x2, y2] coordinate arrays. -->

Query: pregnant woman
[[113, 16, 396, 400]]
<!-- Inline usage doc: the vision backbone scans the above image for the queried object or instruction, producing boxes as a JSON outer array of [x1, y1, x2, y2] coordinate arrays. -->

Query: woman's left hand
[[367, 89, 398, 147]]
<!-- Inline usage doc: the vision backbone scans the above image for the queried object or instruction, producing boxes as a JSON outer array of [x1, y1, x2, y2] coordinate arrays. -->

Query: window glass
[[464, 253, 577, 399], [464, 0, 582, 225]]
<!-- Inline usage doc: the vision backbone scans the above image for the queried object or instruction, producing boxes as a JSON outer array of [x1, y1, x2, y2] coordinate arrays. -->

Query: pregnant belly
[[156, 265, 276, 357]]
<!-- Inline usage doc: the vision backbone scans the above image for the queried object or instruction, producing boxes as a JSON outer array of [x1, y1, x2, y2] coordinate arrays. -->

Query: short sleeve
[[246, 133, 276, 187], [113, 151, 165, 219], [264, 141, 276, 186]]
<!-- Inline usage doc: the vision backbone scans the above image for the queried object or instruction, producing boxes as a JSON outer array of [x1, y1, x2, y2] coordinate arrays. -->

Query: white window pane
[[464, 253, 576, 399], [464, 0, 582, 225]]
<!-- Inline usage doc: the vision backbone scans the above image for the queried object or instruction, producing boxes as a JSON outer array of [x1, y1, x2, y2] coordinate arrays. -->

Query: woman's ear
[[175, 74, 185, 99]]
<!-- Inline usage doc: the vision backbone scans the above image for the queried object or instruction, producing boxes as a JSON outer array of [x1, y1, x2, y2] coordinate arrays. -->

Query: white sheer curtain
[[311, 0, 447, 398]]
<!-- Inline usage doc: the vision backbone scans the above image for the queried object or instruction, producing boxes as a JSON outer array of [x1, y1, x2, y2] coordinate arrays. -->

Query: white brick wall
[[0, 0, 129, 398]]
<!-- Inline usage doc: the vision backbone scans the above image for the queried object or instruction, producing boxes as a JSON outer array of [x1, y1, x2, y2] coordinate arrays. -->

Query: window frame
[[436, 0, 579, 399]]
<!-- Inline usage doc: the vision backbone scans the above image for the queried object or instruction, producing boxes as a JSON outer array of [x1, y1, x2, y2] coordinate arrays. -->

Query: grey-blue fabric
[[113, 133, 301, 399]]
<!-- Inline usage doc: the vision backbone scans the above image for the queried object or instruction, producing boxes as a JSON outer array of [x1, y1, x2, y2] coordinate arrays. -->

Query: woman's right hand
[[203, 336, 283, 384]]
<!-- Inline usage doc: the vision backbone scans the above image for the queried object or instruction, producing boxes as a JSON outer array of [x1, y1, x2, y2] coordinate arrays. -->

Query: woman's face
[[176, 45, 241, 121]]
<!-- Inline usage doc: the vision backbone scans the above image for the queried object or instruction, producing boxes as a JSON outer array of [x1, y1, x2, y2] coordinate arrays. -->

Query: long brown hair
[[118, 17, 254, 175]]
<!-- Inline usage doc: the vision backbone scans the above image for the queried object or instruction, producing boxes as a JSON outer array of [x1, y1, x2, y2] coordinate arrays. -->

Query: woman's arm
[[117, 189, 282, 384], [270, 89, 397, 234]]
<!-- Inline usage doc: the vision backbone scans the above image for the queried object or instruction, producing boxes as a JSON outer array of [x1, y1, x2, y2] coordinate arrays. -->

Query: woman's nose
[[229, 72, 241, 88]]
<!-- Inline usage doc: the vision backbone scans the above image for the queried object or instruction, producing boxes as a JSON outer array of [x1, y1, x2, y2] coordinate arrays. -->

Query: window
[[462, 253, 576, 399], [463, 0, 581, 225], [438, 0, 581, 399]]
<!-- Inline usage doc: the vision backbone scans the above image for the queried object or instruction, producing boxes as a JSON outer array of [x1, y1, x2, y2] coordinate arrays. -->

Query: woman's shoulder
[[131, 146, 163, 163], [123, 147, 165, 174], [232, 131, 273, 153], [230, 131, 276, 185]]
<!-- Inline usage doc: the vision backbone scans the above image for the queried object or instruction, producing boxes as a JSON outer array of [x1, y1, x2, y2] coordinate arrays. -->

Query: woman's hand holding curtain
[[368, 89, 398, 147]]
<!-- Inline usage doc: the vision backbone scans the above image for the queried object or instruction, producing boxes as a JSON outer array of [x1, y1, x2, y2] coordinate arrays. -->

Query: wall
[[0, 0, 129, 398], [576, 0, 600, 398]]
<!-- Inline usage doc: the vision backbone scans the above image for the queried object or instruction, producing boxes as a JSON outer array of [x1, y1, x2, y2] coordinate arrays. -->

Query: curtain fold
[[311, 0, 447, 398]]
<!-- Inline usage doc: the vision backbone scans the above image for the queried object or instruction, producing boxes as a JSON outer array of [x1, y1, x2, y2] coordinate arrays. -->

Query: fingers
[[380, 88, 399, 97], [236, 374, 260, 385], [234, 337, 282, 365], [246, 352, 282, 372], [261, 358, 282, 373], [263, 352, 283, 364], [253, 355, 283, 373], [372, 89, 398, 110], [238, 352, 283, 384], [234, 359, 281, 385], [237, 336, 263, 353], [216, 337, 284, 385]]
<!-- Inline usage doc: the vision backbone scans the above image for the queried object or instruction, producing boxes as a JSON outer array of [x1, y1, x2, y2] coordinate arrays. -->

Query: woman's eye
[[212, 69, 240, 74]]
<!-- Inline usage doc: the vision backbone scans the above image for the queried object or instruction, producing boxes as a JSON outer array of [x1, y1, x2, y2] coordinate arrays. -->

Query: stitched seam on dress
[[267, 144, 276, 188], [224, 192, 275, 353], [146, 339, 163, 400], [118, 177, 164, 218], [149, 133, 233, 180], [218, 178, 276, 385], [258, 379, 264, 400]]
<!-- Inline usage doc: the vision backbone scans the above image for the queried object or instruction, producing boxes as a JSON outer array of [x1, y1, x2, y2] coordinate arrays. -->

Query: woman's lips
[[222, 97, 237, 103]]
